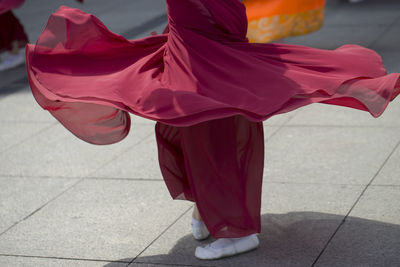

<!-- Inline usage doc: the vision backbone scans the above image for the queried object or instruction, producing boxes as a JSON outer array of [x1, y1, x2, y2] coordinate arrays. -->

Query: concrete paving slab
[[0, 256, 127, 267], [90, 135, 162, 180], [372, 143, 400, 185], [316, 186, 400, 266], [135, 183, 363, 266], [284, 25, 386, 50], [286, 98, 400, 127], [0, 122, 54, 153], [0, 123, 153, 178], [0, 176, 78, 234], [263, 126, 400, 185], [0, 179, 191, 262]]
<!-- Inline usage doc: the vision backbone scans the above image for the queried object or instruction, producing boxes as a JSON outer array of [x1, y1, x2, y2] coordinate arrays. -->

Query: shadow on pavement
[[0, 63, 28, 95], [104, 212, 400, 267]]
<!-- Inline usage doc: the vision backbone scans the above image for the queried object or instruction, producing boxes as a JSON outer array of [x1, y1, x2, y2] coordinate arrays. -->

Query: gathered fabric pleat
[[155, 116, 264, 238]]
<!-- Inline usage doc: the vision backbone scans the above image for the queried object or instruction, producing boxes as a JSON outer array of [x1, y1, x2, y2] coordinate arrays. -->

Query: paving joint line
[[0, 178, 84, 237], [311, 138, 400, 266], [3, 175, 388, 187], [0, 253, 130, 264], [265, 113, 297, 144], [0, 174, 81, 179], [129, 205, 194, 265], [83, 177, 163, 182], [262, 180, 369, 187], [0, 121, 56, 124], [0, 174, 164, 181], [268, 124, 400, 129]]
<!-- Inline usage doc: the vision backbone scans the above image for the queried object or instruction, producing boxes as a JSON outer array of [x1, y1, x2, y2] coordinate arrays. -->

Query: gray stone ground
[[0, 0, 399, 266]]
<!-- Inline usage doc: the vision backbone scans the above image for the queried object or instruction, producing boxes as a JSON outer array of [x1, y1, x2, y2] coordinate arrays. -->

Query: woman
[[244, 0, 325, 43], [26, 0, 399, 260], [0, 0, 28, 71]]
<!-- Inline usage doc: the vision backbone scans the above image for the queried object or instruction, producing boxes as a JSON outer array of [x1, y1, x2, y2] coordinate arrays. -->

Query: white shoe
[[195, 234, 259, 260], [0, 52, 25, 71], [191, 218, 210, 240]]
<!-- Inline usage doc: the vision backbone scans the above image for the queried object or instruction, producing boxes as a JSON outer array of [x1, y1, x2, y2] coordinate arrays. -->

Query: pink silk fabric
[[0, 0, 24, 14], [26, 0, 400, 145]]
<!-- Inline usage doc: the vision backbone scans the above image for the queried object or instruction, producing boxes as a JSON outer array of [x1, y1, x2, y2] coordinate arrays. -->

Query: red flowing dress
[[26, 0, 399, 237], [27, 0, 400, 145]]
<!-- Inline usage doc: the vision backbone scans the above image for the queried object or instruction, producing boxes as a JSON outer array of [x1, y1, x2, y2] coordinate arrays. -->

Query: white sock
[[191, 218, 210, 240]]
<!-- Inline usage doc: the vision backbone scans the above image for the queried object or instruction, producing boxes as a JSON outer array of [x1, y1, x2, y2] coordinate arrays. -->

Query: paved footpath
[[0, 0, 399, 266]]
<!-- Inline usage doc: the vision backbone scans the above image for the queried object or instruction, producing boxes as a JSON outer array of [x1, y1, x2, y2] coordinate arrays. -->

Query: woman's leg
[[192, 204, 202, 221]]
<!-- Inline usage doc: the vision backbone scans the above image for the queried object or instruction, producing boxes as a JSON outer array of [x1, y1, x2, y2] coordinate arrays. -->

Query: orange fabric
[[244, 0, 325, 20]]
